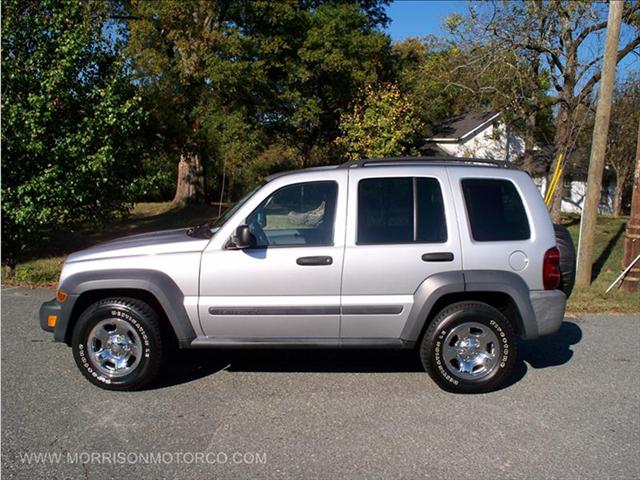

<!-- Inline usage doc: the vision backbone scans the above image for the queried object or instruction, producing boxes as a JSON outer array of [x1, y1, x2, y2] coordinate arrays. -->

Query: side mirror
[[230, 224, 252, 249]]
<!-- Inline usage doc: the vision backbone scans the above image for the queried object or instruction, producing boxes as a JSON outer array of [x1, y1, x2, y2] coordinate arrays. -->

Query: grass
[[561, 214, 639, 315], [2, 204, 638, 314]]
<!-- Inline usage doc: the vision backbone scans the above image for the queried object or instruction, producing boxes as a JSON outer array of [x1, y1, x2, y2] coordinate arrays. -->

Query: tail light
[[543, 247, 561, 290]]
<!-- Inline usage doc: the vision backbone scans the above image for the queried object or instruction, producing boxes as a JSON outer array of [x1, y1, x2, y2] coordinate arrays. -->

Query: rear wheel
[[71, 297, 166, 390], [420, 301, 517, 393]]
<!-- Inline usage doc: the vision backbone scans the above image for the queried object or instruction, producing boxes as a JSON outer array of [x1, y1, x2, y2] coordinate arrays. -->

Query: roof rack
[[338, 156, 515, 169], [265, 165, 337, 182]]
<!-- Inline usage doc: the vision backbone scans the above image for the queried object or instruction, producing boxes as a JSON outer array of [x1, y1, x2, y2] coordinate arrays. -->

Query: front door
[[198, 174, 346, 338]]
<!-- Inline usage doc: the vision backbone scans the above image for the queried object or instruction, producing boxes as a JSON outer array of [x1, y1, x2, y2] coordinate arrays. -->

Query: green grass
[[561, 214, 639, 315], [3, 205, 638, 314]]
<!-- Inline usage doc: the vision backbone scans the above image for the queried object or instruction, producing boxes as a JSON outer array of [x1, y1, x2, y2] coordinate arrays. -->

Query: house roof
[[426, 111, 500, 142]]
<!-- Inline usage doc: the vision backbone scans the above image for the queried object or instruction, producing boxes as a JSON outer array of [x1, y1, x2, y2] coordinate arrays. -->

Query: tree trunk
[[173, 148, 205, 206], [4, 263, 15, 279], [613, 178, 623, 217], [522, 112, 537, 175], [575, 0, 623, 288]]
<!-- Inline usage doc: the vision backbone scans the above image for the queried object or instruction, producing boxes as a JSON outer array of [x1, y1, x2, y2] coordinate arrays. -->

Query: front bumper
[[39, 298, 61, 333], [530, 289, 567, 337], [39, 293, 78, 342]]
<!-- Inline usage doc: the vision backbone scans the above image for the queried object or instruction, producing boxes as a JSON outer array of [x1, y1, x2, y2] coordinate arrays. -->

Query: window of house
[[357, 177, 447, 244], [563, 177, 573, 199], [461, 178, 530, 241]]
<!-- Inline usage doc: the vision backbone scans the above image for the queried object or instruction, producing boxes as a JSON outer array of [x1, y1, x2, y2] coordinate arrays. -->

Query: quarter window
[[461, 178, 530, 241], [357, 177, 447, 244]]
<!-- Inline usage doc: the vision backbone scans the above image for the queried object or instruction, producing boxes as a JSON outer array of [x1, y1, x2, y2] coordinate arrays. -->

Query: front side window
[[461, 178, 530, 241], [357, 177, 447, 244], [245, 181, 337, 247]]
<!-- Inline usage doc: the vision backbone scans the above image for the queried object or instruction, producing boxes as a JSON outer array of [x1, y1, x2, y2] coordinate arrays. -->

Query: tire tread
[[420, 301, 517, 393], [72, 296, 166, 391]]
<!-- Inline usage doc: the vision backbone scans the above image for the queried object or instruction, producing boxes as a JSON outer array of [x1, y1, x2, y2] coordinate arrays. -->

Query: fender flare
[[463, 270, 537, 339], [56, 269, 197, 346], [400, 271, 465, 341], [401, 270, 538, 342]]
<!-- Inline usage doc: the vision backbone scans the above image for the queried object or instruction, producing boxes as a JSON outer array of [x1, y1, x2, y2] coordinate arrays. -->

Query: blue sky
[[384, 1, 638, 78], [385, 0, 467, 40]]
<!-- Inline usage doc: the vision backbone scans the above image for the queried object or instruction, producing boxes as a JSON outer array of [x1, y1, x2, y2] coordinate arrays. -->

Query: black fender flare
[[401, 270, 538, 342], [56, 269, 197, 347]]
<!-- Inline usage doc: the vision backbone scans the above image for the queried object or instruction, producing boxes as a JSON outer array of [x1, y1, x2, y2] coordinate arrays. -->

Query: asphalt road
[[1, 287, 639, 480]]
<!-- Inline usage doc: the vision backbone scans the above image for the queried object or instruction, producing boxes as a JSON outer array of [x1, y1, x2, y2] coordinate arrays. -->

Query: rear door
[[340, 167, 462, 339]]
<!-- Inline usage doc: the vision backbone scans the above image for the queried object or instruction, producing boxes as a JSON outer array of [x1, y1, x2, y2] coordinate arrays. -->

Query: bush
[[1, 0, 146, 265]]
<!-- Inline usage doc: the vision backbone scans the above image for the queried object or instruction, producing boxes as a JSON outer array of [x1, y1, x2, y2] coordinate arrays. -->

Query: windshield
[[210, 185, 263, 233]]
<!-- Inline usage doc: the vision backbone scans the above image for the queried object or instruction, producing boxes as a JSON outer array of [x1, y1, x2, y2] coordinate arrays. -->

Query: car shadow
[[499, 320, 583, 390], [152, 321, 583, 391]]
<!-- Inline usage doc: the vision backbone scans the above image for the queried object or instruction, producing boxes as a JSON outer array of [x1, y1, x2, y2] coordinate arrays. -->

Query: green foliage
[[281, 3, 393, 159], [125, 0, 392, 200], [392, 38, 472, 132], [1, 0, 146, 263], [336, 83, 423, 160]]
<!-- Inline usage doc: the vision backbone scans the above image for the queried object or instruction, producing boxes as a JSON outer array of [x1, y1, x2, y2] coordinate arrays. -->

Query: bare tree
[[607, 77, 640, 216], [448, 0, 640, 221]]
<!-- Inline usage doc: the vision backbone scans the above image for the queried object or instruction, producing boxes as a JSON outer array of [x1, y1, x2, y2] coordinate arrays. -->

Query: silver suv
[[40, 157, 569, 393]]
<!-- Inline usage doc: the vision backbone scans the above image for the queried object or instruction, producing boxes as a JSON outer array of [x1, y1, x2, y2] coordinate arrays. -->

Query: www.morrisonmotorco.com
[[19, 451, 267, 465]]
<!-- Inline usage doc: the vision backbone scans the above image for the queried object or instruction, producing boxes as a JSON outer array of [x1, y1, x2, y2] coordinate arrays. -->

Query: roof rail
[[338, 156, 515, 169]]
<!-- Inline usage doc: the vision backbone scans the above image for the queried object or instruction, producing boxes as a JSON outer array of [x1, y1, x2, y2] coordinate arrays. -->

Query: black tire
[[553, 224, 576, 298], [420, 301, 517, 394], [71, 297, 166, 391]]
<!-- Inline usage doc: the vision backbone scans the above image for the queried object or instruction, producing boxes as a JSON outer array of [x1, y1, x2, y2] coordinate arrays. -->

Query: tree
[[125, 0, 234, 206], [607, 77, 640, 216], [448, 0, 640, 221], [392, 37, 475, 131], [276, 2, 392, 164], [392, 36, 555, 172], [124, 1, 392, 203], [335, 83, 423, 160], [1, 0, 146, 270]]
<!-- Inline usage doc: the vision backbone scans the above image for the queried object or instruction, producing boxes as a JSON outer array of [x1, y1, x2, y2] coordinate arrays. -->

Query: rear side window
[[357, 177, 447, 244], [416, 178, 447, 243], [461, 178, 530, 241]]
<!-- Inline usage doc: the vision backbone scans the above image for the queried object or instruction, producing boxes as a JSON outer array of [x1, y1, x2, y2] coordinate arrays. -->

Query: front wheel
[[420, 301, 517, 393], [71, 297, 166, 390]]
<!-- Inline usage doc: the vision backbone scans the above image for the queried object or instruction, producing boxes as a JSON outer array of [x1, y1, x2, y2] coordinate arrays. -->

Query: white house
[[420, 112, 614, 214]]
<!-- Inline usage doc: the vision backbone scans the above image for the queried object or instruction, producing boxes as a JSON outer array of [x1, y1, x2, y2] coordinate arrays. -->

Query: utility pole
[[575, 0, 624, 287], [621, 121, 640, 292]]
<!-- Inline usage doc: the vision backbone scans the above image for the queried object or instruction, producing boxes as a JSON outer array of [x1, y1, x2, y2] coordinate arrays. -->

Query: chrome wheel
[[442, 322, 500, 380], [87, 319, 143, 378]]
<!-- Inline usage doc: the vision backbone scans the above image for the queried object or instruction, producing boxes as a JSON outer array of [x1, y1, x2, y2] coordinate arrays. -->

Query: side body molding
[[57, 269, 197, 347], [401, 270, 538, 342]]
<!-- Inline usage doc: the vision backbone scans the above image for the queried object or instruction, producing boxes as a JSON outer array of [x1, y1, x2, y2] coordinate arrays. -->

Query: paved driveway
[[1, 287, 639, 479]]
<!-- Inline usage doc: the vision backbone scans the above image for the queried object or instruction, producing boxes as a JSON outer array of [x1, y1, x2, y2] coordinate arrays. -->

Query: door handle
[[296, 256, 333, 266], [422, 252, 454, 262]]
